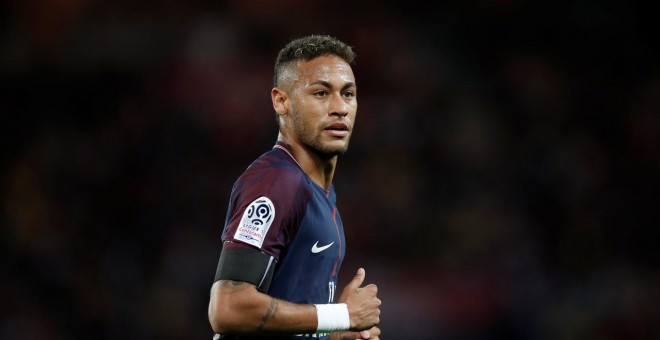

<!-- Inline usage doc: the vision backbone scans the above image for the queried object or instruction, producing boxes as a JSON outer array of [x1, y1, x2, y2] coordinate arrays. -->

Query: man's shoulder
[[232, 148, 310, 197], [244, 148, 304, 181]]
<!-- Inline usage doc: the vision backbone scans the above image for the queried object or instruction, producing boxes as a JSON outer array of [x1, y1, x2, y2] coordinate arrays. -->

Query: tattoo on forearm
[[258, 298, 279, 331], [230, 280, 244, 286]]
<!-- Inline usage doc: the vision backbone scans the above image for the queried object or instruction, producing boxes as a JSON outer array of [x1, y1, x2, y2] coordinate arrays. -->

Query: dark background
[[2, 1, 659, 339]]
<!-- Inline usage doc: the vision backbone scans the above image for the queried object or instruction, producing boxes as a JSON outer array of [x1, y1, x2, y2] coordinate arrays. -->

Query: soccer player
[[208, 35, 381, 340]]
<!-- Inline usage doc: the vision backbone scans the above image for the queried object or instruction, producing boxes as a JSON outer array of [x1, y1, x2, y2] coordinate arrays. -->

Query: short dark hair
[[273, 35, 356, 87]]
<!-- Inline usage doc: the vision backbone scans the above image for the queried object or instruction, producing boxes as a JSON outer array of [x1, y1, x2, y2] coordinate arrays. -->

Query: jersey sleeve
[[221, 159, 311, 260]]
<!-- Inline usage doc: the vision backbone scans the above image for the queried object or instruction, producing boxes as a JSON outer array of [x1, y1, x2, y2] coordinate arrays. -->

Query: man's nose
[[329, 93, 349, 116]]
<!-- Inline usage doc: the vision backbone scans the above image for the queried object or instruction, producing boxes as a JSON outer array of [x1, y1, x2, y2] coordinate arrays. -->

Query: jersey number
[[328, 281, 336, 303]]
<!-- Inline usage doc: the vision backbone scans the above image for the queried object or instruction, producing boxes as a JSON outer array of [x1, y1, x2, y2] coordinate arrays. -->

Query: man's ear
[[271, 87, 289, 118]]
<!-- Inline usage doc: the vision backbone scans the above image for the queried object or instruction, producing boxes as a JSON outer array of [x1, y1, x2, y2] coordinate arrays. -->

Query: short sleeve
[[221, 158, 311, 260]]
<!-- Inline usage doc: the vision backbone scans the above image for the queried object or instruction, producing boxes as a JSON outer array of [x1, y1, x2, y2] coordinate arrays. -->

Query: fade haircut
[[273, 35, 356, 87]]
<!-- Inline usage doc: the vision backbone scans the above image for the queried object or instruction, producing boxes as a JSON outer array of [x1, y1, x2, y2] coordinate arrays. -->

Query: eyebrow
[[312, 80, 357, 91]]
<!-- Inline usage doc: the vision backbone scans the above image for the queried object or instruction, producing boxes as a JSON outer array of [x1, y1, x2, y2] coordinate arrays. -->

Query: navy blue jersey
[[215, 142, 346, 340]]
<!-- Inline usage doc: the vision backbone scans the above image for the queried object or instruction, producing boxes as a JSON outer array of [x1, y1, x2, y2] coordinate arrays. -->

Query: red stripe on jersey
[[331, 207, 342, 276]]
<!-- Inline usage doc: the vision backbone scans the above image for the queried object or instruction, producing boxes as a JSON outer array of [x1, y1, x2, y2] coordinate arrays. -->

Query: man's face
[[283, 55, 357, 158]]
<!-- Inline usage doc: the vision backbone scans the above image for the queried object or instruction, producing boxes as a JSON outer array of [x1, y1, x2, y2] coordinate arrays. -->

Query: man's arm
[[208, 268, 381, 336], [208, 279, 317, 335]]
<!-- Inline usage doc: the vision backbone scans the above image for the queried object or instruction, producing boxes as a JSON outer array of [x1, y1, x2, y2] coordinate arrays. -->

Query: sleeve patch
[[233, 196, 275, 249]]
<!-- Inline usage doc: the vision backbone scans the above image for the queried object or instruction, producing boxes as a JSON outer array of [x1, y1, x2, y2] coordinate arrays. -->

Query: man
[[208, 35, 381, 340]]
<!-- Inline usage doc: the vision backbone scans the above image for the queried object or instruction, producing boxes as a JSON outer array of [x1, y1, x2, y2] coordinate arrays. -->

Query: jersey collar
[[273, 141, 302, 169]]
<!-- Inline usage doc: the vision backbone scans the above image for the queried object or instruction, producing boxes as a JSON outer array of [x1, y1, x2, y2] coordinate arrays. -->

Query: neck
[[277, 133, 337, 190]]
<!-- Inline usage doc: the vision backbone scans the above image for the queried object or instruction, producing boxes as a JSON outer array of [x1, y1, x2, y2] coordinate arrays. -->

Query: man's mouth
[[324, 123, 349, 137]]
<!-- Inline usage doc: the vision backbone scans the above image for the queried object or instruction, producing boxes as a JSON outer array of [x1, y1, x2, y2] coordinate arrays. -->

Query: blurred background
[[2, 1, 659, 339]]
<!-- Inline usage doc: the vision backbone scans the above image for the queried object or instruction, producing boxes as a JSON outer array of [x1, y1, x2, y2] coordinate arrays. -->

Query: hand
[[337, 268, 381, 331], [329, 326, 381, 340]]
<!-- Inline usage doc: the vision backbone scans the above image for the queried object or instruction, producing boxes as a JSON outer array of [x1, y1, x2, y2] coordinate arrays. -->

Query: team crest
[[233, 196, 275, 248]]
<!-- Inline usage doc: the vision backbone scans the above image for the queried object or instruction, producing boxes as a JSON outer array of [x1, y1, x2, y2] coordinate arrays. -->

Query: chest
[[299, 188, 343, 245]]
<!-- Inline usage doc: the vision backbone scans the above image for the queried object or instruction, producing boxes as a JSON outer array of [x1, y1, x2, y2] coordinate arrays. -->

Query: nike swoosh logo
[[311, 241, 334, 253]]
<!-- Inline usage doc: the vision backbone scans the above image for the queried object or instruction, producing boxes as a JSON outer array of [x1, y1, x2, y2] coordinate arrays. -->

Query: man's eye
[[343, 91, 355, 98], [314, 91, 327, 97]]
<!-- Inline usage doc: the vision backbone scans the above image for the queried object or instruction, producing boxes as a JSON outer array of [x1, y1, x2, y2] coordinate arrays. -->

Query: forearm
[[209, 280, 318, 335]]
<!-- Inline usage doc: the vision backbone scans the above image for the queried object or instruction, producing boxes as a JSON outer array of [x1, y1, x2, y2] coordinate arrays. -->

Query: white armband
[[314, 303, 351, 333]]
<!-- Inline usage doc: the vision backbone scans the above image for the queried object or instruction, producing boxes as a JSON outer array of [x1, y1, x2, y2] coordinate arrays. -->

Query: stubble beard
[[291, 109, 351, 159]]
